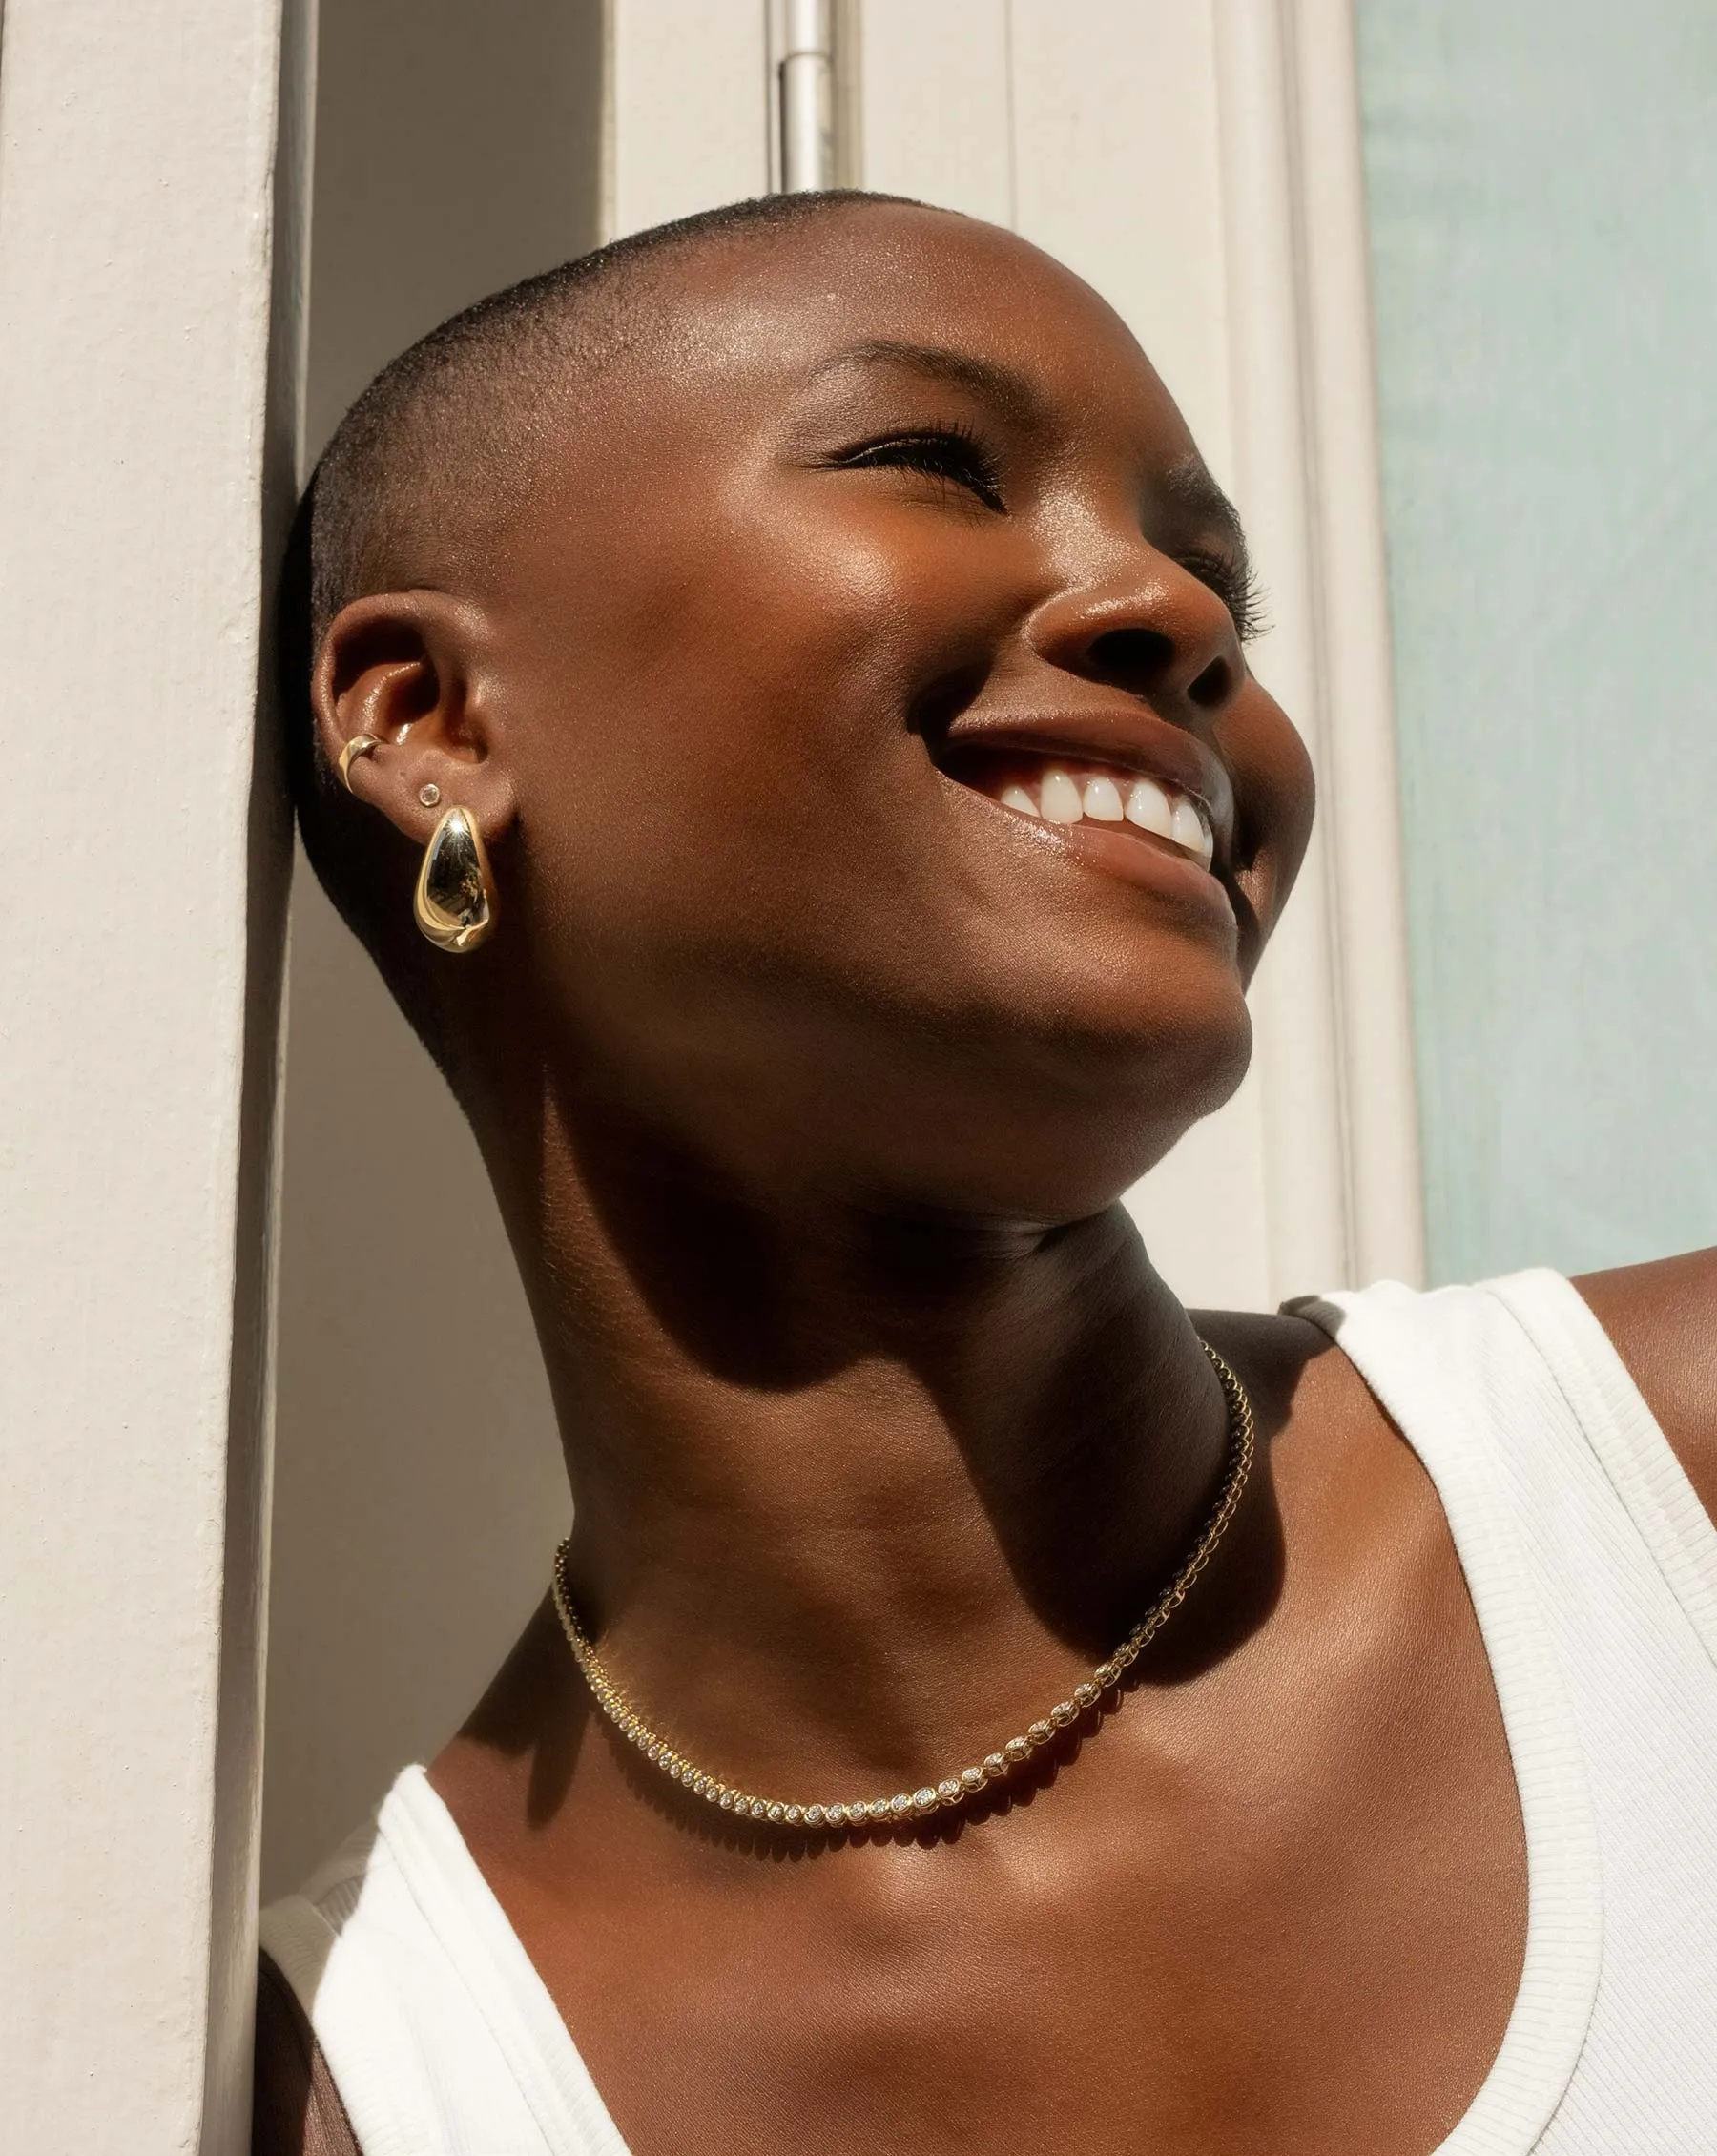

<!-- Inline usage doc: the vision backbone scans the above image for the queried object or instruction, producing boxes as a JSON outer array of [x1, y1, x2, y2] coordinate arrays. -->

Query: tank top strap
[[259, 1827, 449, 2156], [1482, 1269, 1717, 1661], [260, 1768, 631, 2154]]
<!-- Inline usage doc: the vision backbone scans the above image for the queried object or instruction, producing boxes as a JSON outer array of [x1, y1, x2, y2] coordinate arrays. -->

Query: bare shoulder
[[1573, 1247, 1717, 1522], [252, 1952, 360, 2156], [1192, 1302, 1367, 1445]]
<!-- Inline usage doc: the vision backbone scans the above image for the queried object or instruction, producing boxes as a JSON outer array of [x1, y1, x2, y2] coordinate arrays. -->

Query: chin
[[555, 929, 1255, 1228], [998, 932, 1252, 1106], [828, 981, 1255, 1226]]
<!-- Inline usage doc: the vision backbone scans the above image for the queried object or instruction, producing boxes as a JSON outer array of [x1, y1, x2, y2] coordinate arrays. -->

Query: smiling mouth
[[945, 753, 1216, 870]]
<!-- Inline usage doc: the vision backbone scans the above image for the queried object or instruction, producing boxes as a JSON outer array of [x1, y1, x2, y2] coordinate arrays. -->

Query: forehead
[[586, 206, 1197, 460]]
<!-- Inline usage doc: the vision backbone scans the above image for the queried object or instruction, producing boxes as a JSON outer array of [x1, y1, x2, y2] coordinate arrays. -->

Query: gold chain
[[549, 1339, 1254, 1835]]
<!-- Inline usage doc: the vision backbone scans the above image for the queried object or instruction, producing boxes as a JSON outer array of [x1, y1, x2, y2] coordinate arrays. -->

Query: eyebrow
[[807, 339, 1048, 428], [806, 344, 1254, 566]]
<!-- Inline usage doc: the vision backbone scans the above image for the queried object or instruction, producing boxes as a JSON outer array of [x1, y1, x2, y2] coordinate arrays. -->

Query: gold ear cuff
[[413, 806, 497, 954], [337, 732, 381, 790]]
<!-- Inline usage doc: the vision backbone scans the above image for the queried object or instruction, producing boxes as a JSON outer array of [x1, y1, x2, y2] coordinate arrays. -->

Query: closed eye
[[1177, 547, 1268, 644], [827, 425, 1006, 512]]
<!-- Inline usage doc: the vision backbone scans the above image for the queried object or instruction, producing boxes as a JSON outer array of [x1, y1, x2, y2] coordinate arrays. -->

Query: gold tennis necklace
[[550, 1338, 1254, 1835]]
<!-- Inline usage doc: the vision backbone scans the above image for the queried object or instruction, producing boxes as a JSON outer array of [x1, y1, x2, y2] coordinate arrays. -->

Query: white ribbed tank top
[[261, 1271, 1717, 2153]]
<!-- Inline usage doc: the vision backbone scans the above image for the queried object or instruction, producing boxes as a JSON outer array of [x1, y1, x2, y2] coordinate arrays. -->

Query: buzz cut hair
[[287, 188, 931, 777]]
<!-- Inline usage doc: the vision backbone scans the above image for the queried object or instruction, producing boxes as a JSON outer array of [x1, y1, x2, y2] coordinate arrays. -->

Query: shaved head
[[301, 191, 929, 659]]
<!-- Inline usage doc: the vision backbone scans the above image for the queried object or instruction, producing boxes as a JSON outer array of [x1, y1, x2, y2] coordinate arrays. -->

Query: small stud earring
[[413, 806, 497, 954], [419, 783, 441, 807]]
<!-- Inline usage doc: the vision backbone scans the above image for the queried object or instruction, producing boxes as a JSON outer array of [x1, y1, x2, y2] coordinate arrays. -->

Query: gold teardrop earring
[[413, 805, 497, 953]]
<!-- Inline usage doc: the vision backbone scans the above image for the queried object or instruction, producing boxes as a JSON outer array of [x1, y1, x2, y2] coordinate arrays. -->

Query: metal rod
[[778, 0, 834, 192]]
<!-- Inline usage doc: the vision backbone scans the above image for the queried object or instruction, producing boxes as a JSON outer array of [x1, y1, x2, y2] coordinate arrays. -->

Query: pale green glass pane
[[1355, 1, 1717, 1281]]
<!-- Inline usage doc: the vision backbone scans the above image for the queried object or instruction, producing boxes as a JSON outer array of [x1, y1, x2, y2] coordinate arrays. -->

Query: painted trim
[[1289, 0, 1424, 1290]]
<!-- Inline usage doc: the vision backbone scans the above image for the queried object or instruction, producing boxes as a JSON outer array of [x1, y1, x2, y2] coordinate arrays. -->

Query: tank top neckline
[[370, 1268, 1608, 2156]]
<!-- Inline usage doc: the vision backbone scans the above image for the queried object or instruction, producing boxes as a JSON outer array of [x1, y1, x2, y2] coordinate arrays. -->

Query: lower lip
[[1010, 813, 1238, 932]]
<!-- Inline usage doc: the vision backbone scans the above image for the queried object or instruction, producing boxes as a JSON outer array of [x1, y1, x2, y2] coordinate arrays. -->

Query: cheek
[[509, 500, 1005, 919], [1220, 690, 1316, 975], [498, 551, 924, 1008]]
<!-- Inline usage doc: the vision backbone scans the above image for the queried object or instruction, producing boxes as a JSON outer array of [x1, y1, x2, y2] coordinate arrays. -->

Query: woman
[[255, 193, 1717, 2154]]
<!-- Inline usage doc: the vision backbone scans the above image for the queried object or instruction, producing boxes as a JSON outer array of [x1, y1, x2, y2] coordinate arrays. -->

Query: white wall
[[0, 1, 308, 2146]]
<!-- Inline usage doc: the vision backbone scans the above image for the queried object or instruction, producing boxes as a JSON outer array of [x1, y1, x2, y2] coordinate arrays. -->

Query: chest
[[514, 1608, 1527, 2156]]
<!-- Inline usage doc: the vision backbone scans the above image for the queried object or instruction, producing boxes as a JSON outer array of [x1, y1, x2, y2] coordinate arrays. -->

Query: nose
[[1024, 556, 1245, 719]]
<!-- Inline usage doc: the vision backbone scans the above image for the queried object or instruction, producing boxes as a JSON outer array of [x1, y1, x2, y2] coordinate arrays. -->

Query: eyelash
[[832, 424, 1006, 511], [829, 432, 1267, 640], [1178, 549, 1269, 644]]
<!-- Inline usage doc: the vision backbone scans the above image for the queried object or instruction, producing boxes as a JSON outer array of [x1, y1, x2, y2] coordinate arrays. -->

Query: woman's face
[[476, 206, 1314, 1220]]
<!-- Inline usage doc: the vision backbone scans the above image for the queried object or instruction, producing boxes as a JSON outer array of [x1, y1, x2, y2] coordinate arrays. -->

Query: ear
[[313, 591, 518, 848]]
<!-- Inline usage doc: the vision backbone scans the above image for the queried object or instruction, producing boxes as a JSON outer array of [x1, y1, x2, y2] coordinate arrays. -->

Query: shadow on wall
[[263, 0, 604, 1900]]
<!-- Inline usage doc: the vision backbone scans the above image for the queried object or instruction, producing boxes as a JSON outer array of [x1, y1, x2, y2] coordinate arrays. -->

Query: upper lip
[[938, 706, 1236, 866]]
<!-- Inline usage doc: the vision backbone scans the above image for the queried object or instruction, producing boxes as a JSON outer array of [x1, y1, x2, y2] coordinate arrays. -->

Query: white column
[[1211, 0, 1357, 1299], [1003, 0, 1280, 1310], [0, 0, 310, 2147]]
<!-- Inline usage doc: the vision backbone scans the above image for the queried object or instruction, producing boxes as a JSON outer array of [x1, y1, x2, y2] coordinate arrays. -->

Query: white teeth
[[990, 765, 1215, 867], [1082, 775, 1125, 821], [1170, 797, 1213, 867], [1124, 776, 1174, 838]]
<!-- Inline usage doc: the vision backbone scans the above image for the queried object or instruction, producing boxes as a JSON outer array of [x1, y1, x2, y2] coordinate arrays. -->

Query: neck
[[486, 1107, 1232, 1800]]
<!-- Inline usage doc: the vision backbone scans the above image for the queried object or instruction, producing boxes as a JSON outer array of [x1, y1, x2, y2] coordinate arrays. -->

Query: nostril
[[1187, 656, 1231, 710], [1085, 625, 1175, 689]]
